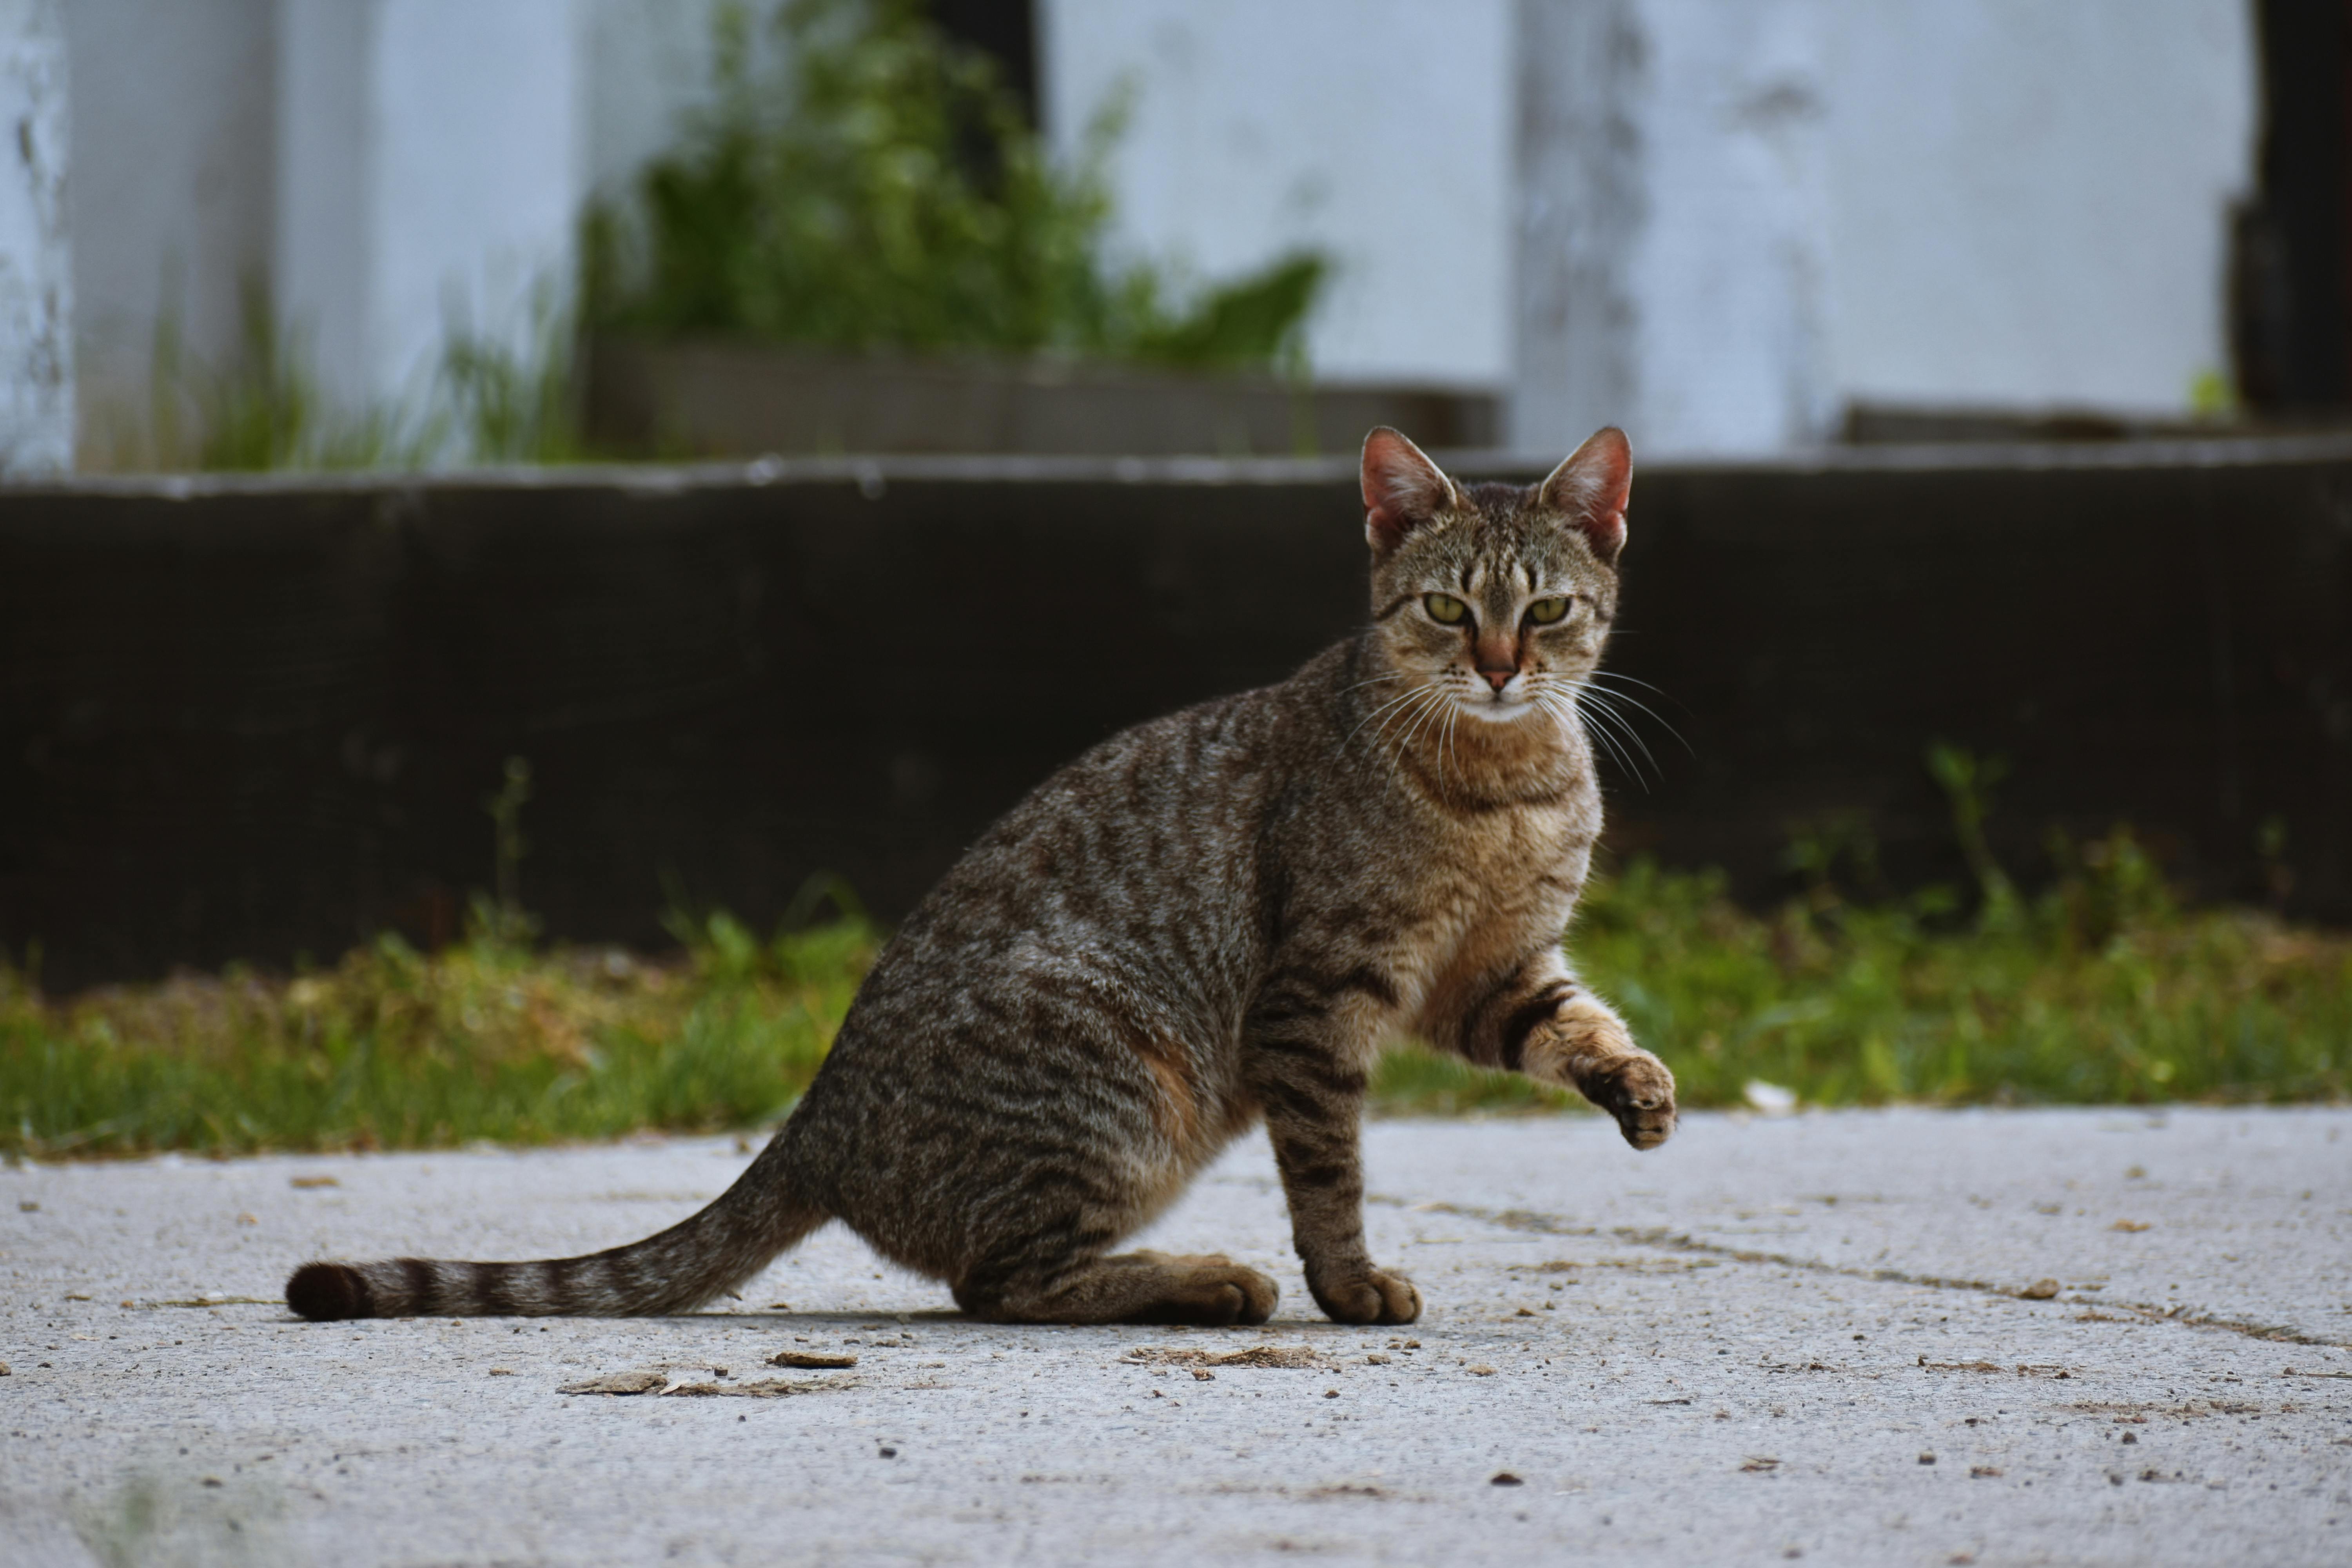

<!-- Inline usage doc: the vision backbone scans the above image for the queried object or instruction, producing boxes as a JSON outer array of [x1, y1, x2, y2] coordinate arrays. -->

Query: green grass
[[1374, 837, 2350, 1115], [2, 911, 873, 1159], [5, 839, 2347, 1158]]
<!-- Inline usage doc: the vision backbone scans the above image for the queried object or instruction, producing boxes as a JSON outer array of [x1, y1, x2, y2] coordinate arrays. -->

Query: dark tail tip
[[287, 1261, 374, 1321]]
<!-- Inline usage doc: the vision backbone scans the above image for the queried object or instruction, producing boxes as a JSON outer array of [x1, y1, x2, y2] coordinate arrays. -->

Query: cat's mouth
[[1459, 683, 1538, 723]]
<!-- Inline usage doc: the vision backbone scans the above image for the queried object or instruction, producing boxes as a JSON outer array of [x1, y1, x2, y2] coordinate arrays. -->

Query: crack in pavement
[[1357, 1191, 2346, 1349]]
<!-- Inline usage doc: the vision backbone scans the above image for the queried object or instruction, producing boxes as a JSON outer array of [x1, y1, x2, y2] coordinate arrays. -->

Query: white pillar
[[1514, 0, 1833, 458], [0, 0, 72, 475], [1513, 0, 1643, 457], [275, 0, 583, 413]]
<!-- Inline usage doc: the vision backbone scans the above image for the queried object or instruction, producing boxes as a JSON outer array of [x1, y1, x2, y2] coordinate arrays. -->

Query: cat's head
[[1359, 425, 1630, 728]]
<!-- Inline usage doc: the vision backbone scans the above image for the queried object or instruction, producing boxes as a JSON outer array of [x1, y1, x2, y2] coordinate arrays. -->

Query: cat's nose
[[1481, 669, 1514, 693]]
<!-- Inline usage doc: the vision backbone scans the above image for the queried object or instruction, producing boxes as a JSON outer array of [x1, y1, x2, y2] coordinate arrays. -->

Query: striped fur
[[286, 426, 1676, 1325]]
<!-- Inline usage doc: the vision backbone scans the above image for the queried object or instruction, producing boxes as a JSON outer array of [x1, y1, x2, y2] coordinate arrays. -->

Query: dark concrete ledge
[[22, 429, 2352, 497], [5, 440, 2347, 987]]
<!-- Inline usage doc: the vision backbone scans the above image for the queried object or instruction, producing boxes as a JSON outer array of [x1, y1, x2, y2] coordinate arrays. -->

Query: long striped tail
[[285, 1141, 824, 1320]]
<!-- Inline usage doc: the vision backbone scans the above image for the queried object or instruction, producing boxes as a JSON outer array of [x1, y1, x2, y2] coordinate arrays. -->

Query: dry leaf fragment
[[558, 1370, 669, 1396], [2111, 1220, 2151, 1233], [1741, 1457, 1779, 1472], [768, 1349, 857, 1369], [289, 1176, 339, 1189]]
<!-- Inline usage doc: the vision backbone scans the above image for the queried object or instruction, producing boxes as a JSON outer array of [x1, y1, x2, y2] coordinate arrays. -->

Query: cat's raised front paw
[[1308, 1266, 1422, 1325], [1584, 1050, 1677, 1150]]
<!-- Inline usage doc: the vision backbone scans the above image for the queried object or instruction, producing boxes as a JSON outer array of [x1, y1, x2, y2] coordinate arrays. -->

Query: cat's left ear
[[1361, 426, 1461, 555], [1539, 426, 1633, 564]]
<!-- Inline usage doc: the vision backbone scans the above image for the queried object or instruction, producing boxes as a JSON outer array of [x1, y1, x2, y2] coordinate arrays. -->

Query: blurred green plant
[[94, 274, 584, 474], [585, 0, 1328, 371]]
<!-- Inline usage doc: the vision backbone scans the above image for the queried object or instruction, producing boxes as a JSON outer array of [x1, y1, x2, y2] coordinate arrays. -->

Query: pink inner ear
[[1542, 427, 1633, 557], [1361, 428, 1455, 550]]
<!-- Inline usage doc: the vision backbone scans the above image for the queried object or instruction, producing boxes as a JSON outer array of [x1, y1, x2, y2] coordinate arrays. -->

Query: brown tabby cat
[[287, 426, 1677, 1328]]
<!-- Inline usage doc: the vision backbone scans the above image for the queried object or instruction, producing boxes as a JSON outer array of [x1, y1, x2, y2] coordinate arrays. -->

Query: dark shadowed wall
[[4, 441, 2348, 990]]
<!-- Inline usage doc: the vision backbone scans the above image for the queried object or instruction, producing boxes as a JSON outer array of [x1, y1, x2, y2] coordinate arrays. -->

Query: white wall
[[60, 0, 271, 457], [31, 0, 2269, 467], [276, 0, 583, 411], [1039, 0, 1515, 390], [584, 0, 731, 203], [1516, 0, 2258, 457], [0, 0, 71, 474], [1822, 0, 2256, 418]]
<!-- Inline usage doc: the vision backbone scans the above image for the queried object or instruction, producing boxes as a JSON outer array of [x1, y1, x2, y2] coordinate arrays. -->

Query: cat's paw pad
[[1310, 1267, 1422, 1325], [1585, 1051, 1677, 1150]]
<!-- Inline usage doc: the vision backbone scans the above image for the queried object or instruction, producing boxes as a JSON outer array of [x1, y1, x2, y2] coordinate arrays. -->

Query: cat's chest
[[1401, 801, 1593, 985]]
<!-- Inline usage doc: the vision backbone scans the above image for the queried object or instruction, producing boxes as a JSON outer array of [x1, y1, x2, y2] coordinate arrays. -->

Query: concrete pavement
[[4, 1107, 2348, 1565]]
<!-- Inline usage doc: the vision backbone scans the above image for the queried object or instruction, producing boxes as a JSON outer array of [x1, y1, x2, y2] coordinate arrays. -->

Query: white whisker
[[1564, 686, 1651, 789], [1580, 672, 1693, 755], [1570, 682, 1664, 776], [1341, 681, 1435, 751]]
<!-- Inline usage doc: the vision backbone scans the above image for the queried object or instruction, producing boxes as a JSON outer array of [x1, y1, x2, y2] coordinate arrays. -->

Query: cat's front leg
[[1242, 973, 1421, 1325], [1530, 990, 1676, 1149], [1453, 955, 1677, 1149]]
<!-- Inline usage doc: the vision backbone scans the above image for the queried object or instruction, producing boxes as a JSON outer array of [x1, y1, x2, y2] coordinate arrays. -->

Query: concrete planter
[[584, 337, 1499, 457]]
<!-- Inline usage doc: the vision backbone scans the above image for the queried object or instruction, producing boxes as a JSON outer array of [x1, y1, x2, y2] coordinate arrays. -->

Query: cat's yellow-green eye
[[1423, 593, 1470, 625], [1526, 596, 1571, 625]]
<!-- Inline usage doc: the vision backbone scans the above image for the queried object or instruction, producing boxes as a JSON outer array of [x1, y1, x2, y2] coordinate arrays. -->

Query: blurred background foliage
[[111, 0, 1332, 474], [583, 0, 1328, 371]]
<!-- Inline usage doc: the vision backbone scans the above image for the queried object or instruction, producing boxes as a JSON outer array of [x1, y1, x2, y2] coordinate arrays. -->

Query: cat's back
[[899, 643, 1347, 976]]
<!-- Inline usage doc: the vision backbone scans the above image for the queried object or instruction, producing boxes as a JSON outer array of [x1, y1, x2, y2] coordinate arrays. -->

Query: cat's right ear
[[1361, 426, 1460, 555]]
